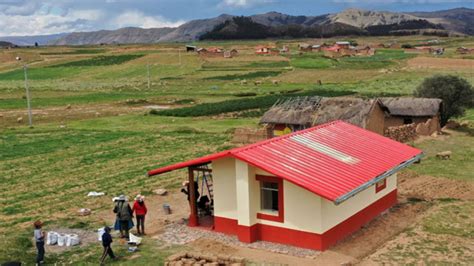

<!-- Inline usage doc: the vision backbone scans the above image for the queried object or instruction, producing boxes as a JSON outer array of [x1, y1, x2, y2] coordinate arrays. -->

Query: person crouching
[[132, 194, 147, 235], [100, 226, 116, 265]]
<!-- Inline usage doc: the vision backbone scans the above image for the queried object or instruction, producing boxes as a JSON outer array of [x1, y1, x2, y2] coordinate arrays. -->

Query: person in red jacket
[[132, 194, 148, 235]]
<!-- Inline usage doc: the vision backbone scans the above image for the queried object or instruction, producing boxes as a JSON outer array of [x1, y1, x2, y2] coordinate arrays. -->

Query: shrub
[[414, 75, 474, 126]]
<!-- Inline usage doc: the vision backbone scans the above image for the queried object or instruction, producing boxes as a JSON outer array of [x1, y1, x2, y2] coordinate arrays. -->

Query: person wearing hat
[[33, 220, 45, 265], [113, 195, 133, 239], [100, 226, 116, 265], [132, 194, 148, 235]]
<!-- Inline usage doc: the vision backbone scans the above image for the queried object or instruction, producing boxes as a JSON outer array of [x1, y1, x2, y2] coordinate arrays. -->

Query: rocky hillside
[[44, 7, 474, 45]]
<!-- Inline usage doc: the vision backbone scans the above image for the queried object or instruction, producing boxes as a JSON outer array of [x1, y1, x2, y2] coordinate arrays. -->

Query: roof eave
[[333, 152, 424, 205]]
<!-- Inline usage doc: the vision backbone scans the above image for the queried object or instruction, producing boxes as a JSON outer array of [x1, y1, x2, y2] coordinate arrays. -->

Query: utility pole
[[23, 64, 33, 128], [147, 63, 151, 89], [178, 49, 181, 66]]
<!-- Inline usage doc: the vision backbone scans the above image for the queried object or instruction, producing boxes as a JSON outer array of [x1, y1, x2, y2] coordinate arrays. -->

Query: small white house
[[148, 121, 422, 250]]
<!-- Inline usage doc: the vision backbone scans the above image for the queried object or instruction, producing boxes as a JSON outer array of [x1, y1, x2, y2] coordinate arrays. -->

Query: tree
[[414, 75, 474, 126]]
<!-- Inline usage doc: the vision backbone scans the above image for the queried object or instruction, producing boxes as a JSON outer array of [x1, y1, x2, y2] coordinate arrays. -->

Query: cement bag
[[57, 234, 66, 247], [46, 231, 58, 245], [97, 227, 105, 241], [128, 233, 142, 245], [66, 234, 80, 246]]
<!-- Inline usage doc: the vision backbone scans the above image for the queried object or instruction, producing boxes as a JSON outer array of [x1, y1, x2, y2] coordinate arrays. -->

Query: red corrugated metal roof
[[147, 121, 422, 203]]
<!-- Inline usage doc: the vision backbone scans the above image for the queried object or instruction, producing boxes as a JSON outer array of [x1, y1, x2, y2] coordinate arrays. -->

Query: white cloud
[[112, 11, 185, 28], [220, 0, 274, 8]]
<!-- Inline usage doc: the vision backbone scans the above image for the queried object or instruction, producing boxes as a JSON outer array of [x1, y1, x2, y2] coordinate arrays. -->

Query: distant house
[[335, 41, 351, 49], [198, 47, 224, 57], [260, 96, 386, 137], [456, 47, 474, 54], [354, 46, 376, 56], [279, 45, 290, 54], [255, 45, 274, 55], [380, 97, 443, 136], [405, 46, 444, 55], [224, 49, 239, 58], [298, 43, 321, 52], [186, 45, 197, 52]]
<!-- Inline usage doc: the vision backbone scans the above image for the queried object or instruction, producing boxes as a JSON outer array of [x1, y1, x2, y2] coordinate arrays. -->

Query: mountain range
[[0, 8, 472, 46]]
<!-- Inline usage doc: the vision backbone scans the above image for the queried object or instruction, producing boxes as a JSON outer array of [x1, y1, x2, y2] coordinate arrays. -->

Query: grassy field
[[0, 35, 473, 264]]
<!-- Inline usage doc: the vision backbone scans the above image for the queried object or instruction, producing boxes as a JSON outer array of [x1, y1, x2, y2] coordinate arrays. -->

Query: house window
[[403, 118, 413, 125], [256, 175, 284, 222], [375, 179, 387, 193]]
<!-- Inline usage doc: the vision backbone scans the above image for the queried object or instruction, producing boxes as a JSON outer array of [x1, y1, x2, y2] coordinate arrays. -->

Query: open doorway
[[186, 164, 214, 230]]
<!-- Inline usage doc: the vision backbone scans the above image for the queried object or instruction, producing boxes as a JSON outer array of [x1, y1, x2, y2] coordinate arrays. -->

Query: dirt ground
[[90, 172, 474, 265], [407, 57, 474, 71], [0, 103, 170, 128]]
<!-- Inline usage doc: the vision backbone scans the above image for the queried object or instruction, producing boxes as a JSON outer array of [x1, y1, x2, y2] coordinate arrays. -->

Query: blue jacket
[[102, 232, 113, 247]]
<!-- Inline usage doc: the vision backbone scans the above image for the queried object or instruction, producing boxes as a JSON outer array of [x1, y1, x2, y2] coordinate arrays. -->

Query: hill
[[0, 41, 15, 47], [0, 33, 67, 46], [44, 7, 474, 45]]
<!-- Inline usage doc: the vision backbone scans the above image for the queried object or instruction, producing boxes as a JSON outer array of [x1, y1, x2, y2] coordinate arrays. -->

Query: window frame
[[375, 179, 387, 193], [256, 175, 284, 223]]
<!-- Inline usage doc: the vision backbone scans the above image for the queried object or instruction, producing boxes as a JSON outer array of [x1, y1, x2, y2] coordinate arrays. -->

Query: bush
[[414, 75, 474, 125]]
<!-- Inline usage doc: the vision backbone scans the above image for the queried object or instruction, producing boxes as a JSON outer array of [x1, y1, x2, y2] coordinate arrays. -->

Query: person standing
[[132, 195, 148, 235], [33, 220, 45, 265], [100, 226, 116, 265], [113, 195, 133, 239]]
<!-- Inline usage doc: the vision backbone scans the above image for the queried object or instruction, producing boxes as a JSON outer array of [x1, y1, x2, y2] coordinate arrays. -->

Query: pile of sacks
[[46, 232, 80, 247]]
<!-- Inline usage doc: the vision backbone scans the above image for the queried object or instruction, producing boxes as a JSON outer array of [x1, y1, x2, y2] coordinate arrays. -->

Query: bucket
[[162, 204, 171, 215]]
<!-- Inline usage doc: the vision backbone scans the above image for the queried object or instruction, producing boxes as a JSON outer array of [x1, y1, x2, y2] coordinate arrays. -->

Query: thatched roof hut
[[259, 96, 322, 127], [380, 98, 442, 117], [259, 96, 380, 128], [313, 97, 379, 128]]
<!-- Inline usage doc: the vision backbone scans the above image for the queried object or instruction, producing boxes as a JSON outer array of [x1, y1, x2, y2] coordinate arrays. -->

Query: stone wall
[[384, 123, 417, 143], [231, 128, 269, 144], [165, 252, 245, 266]]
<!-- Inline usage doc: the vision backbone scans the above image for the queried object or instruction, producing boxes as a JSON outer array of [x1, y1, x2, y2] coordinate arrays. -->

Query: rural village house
[[260, 96, 443, 140], [148, 121, 423, 250]]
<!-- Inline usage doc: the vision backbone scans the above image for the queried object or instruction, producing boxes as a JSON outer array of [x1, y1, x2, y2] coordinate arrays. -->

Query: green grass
[[337, 49, 416, 69], [204, 70, 283, 80], [51, 54, 145, 67], [423, 202, 474, 238], [412, 129, 474, 181], [291, 53, 335, 69], [152, 88, 355, 117], [39, 49, 106, 55]]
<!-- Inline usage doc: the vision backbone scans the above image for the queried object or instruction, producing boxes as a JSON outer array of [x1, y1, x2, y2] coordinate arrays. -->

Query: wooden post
[[188, 167, 198, 227]]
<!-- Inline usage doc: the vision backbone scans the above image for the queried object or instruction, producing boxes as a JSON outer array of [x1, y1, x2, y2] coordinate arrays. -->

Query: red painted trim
[[211, 189, 397, 250], [375, 179, 387, 193], [237, 224, 258, 243], [256, 175, 284, 223], [214, 216, 238, 235]]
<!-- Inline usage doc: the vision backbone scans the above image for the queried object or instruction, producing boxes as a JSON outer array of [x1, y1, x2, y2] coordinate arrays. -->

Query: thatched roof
[[380, 97, 442, 117], [259, 96, 378, 127], [259, 96, 322, 126], [313, 98, 377, 128]]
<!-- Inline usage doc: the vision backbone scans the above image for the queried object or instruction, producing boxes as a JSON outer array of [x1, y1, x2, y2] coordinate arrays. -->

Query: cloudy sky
[[0, 0, 471, 36]]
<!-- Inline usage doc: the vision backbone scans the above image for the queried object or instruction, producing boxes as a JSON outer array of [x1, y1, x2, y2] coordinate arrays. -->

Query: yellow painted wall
[[321, 174, 397, 232], [212, 157, 237, 220], [213, 158, 397, 234]]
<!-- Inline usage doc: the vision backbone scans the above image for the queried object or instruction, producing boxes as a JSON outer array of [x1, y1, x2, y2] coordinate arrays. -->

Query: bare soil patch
[[407, 57, 474, 71], [398, 171, 474, 201]]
